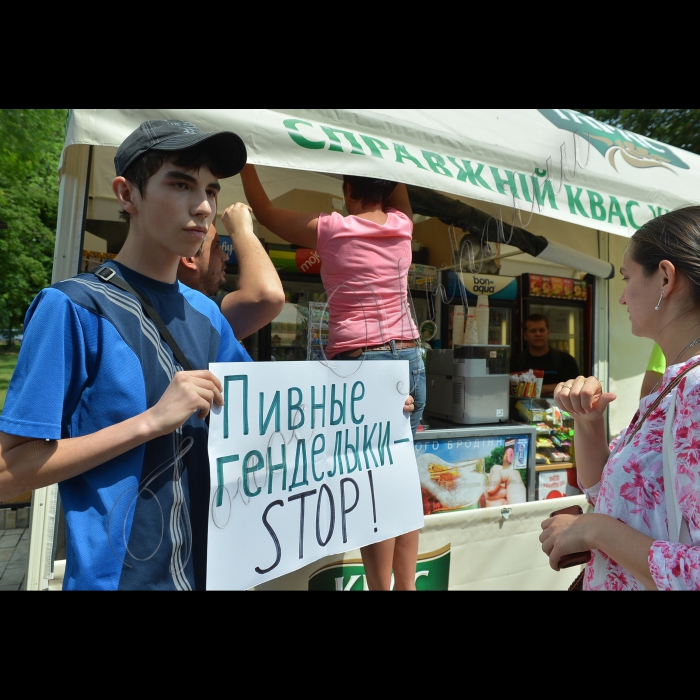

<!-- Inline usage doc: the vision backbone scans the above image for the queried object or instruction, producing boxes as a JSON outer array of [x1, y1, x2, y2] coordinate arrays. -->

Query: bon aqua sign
[[206, 360, 424, 590]]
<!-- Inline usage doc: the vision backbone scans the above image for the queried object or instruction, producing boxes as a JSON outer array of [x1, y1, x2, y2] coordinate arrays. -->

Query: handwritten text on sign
[[206, 360, 424, 590]]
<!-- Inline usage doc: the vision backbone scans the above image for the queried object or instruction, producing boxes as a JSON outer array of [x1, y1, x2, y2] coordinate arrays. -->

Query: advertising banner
[[255, 494, 589, 590], [415, 434, 529, 515], [308, 544, 451, 591], [206, 360, 424, 590], [67, 109, 700, 239]]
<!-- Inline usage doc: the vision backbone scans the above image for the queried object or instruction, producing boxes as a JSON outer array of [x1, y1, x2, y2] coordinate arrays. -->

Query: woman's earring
[[655, 289, 665, 310]]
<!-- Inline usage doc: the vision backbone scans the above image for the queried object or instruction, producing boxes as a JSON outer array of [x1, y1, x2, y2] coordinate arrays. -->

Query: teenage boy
[[0, 120, 253, 590], [177, 207, 285, 340]]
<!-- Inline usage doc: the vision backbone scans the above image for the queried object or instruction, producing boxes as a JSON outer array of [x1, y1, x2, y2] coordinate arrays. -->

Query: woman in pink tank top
[[240, 164, 425, 590]]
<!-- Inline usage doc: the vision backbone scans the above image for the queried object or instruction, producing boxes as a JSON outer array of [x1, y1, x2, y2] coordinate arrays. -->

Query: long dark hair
[[628, 205, 700, 305], [342, 175, 397, 207]]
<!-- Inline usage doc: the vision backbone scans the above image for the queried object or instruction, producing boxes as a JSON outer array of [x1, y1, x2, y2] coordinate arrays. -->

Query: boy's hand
[[146, 370, 223, 436], [221, 202, 254, 238], [403, 395, 414, 413]]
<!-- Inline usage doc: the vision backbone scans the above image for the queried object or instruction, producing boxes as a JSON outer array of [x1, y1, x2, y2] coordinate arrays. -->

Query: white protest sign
[[206, 360, 424, 590]]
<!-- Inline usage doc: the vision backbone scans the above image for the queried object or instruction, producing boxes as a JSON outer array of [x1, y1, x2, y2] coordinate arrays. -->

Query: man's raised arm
[[219, 202, 285, 340]]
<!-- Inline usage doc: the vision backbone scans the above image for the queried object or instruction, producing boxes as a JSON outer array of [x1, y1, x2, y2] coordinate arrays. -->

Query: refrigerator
[[256, 274, 327, 362], [519, 273, 593, 377]]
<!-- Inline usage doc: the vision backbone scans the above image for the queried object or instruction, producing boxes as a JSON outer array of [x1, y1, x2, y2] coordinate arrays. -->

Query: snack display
[[542, 448, 568, 462], [305, 302, 329, 360], [510, 369, 544, 398], [515, 398, 550, 423], [515, 398, 576, 496], [408, 264, 437, 291]]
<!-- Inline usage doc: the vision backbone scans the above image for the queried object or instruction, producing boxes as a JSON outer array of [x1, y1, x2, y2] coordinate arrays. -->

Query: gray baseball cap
[[114, 119, 247, 178]]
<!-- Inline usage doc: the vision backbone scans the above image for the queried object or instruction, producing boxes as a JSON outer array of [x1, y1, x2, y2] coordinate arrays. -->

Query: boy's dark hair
[[119, 141, 226, 223], [524, 313, 549, 331], [342, 175, 397, 208]]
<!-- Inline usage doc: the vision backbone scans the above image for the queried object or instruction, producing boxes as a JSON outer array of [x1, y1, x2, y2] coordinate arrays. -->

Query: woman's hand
[[540, 513, 595, 571], [553, 375, 616, 423]]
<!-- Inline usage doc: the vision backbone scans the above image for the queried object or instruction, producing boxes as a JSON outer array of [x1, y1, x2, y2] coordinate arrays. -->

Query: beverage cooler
[[518, 273, 593, 377], [440, 270, 518, 349]]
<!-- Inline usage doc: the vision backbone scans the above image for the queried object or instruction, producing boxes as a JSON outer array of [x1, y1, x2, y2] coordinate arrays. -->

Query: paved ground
[[0, 507, 30, 591]]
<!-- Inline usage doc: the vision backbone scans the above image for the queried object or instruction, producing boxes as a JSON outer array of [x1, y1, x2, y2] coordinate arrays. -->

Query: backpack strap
[[626, 359, 700, 445], [662, 388, 693, 544], [93, 265, 193, 372]]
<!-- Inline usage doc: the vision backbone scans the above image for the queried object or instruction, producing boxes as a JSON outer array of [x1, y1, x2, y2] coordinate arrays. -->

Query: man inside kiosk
[[512, 314, 580, 397]]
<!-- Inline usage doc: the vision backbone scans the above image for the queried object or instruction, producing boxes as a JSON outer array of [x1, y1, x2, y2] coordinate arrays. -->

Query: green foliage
[[0, 109, 67, 343], [576, 109, 700, 156], [0, 346, 20, 411], [484, 446, 504, 472]]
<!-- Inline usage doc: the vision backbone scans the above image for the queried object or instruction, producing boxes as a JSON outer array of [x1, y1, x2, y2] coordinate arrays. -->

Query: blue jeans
[[334, 342, 426, 436]]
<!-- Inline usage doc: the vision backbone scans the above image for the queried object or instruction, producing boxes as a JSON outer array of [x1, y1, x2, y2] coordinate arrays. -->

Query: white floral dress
[[581, 357, 700, 590]]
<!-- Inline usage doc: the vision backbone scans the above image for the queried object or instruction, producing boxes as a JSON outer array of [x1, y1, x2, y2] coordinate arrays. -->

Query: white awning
[[63, 108, 700, 239]]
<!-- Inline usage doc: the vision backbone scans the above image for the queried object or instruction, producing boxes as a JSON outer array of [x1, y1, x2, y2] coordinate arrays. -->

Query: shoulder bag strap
[[626, 359, 700, 445], [93, 265, 193, 372], [662, 388, 693, 544]]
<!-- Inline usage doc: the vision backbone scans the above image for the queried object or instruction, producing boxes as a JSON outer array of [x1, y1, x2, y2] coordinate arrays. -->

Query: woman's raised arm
[[240, 164, 319, 249], [553, 375, 616, 489], [386, 183, 412, 220]]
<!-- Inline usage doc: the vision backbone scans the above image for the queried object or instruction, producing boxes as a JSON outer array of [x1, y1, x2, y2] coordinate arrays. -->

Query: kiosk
[[35, 108, 700, 590]]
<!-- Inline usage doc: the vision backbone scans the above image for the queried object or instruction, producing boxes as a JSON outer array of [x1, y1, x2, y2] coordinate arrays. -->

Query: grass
[[0, 346, 20, 413]]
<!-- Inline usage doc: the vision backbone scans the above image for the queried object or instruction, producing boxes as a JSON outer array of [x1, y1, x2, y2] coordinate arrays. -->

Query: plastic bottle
[[452, 305, 465, 346], [476, 295, 490, 345], [464, 307, 478, 344]]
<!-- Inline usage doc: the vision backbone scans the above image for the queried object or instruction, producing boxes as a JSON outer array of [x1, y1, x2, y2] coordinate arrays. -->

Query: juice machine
[[425, 344, 511, 425]]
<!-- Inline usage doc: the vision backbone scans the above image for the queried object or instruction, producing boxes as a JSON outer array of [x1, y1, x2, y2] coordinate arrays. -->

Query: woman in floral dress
[[540, 206, 700, 590]]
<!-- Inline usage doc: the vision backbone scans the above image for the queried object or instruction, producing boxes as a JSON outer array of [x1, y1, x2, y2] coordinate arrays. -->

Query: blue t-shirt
[[0, 261, 252, 590]]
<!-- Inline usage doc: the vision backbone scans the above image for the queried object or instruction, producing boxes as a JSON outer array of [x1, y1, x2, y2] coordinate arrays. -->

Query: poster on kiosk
[[415, 431, 531, 515], [206, 360, 424, 590]]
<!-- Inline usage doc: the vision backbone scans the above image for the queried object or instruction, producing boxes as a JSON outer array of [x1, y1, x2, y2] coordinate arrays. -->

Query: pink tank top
[[316, 207, 418, 357]]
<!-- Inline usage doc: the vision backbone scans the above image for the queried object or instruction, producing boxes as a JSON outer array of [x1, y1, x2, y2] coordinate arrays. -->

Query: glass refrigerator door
[[269, 278, 326, 362], [443, 302, 512, 348], [488, 305, 512, 346], [529, 303, 584, 367]]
